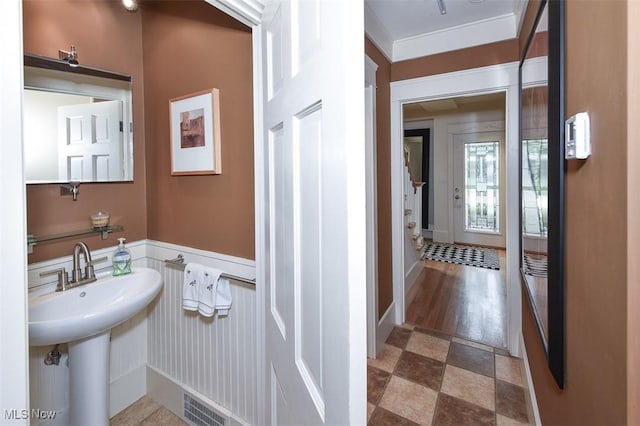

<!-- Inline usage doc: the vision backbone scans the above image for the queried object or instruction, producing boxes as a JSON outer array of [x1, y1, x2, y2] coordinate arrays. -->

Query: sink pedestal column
[[68, 330, 111, 426]]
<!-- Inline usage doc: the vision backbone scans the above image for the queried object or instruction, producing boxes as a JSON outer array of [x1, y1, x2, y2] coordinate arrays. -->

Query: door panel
[[261, 0, 365, 424], [58, 100, 123, 182]]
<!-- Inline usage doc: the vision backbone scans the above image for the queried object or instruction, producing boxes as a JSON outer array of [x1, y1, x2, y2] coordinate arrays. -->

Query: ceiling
[[365, 0, 526, 62]]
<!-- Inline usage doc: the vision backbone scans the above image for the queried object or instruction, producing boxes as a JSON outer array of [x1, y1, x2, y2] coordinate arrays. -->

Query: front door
[[261, 0, 365, 424], [453, 131, 506, 247]]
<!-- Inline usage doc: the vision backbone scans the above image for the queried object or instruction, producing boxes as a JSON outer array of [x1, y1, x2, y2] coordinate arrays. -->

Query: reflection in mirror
[[521, 0, 549, 346], [23, 53, 133, 184]]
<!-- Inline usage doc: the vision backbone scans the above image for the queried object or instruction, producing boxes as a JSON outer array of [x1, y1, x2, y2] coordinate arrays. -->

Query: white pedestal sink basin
[[29, 267, 163, 426]]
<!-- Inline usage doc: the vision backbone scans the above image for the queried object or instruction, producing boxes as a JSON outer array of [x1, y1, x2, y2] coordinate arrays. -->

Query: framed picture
[[169, 88, 221, 175]]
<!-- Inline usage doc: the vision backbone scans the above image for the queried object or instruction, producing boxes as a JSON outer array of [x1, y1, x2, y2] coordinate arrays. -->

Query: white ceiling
[[365, 0, 526, 62]]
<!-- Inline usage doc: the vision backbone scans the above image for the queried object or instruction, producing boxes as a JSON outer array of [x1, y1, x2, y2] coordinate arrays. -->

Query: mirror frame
[[519, 0, 565, 389], [23, 53, 133, 184]]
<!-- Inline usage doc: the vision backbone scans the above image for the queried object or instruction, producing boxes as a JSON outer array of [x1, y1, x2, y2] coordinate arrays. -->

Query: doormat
[[421, 242, 500, 270], [523, 253, 548, 278]]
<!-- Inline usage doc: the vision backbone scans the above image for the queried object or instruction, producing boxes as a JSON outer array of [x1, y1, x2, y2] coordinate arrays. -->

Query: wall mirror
[[519, 0, 565, 388], [23, 53, 133, 184]]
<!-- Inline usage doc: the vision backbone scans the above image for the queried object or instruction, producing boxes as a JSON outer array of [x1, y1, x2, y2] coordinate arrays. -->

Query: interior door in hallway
[[261, 0, 365, 424], [453, 131, 506, 247]]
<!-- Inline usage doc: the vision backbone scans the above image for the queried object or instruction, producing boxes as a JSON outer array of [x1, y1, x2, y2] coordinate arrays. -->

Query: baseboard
[[376, 302, 396, 352], [146, 366, 249, 426], [519, 333, 542, 426], [110, 365, 147, 417], [404, 260, 423, 308]]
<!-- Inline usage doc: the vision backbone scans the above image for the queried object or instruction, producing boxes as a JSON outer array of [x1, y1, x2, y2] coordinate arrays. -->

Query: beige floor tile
[[497, 413, 530, 426], [406, 331, 450, 362], [110, 396, 161, 425], [451, 336, 495, 353], [440, 365, 495, 411], [367, 402, 376, 423], [368, 344, 403, 373], [379, 376, 438, 426], [140, 407, 186, 425], [496, 354, 524, 386]]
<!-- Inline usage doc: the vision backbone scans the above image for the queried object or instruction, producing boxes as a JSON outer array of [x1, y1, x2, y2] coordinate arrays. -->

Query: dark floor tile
[[394, 350, 445, 391], [368, 366, 391, 405], [386, 327, 413, 349], [447, 341, 495, 378], [414, 326, 452, 341], [433, 393, 495, 426], [496, 379, 528, 423], [368, 407, 421, 426]]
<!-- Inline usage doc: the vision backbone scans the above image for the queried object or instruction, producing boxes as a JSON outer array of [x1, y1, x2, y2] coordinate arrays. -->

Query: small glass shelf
[[27, 225, 124, 253]]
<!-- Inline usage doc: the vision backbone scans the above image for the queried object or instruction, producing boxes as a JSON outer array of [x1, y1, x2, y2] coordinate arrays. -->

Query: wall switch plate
[[565, 112, 590, 159]]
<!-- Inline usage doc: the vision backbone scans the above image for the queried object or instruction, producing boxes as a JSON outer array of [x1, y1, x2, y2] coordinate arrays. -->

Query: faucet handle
[[85, 255, 108, 281], [40, 267, 69, 292]]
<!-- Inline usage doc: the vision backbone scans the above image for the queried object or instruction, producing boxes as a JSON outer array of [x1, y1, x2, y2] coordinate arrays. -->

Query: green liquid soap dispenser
[[112, 238, 132, 276]]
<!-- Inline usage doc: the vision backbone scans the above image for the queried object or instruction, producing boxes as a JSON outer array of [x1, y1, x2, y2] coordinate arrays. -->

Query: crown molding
[[364, 3, 393, 62]]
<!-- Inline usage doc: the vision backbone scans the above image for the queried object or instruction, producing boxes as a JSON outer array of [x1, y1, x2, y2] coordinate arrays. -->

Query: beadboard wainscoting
[[145, 241, 257, 425], [27, 240, 257, 425]]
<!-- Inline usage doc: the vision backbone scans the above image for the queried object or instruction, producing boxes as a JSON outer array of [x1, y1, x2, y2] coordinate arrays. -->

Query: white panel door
[[58, 100, 123, 181], [261, 0, 365, 424], [453, 131, 506, 247]]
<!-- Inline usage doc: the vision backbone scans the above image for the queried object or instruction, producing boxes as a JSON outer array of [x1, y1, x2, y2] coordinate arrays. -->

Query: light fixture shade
[[122, 0, 138, 12], [436, 0, 447, 15]]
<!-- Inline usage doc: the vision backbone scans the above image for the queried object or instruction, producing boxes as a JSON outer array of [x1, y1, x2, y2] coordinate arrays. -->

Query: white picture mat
[[170, 91, 216, 173]]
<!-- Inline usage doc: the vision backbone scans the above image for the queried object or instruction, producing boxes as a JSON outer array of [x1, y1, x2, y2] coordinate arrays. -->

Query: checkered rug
[[422, 242, 500, 270], [523, 253, 547, 278]]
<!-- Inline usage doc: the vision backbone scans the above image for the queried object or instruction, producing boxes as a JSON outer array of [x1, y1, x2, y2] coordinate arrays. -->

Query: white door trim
[[0, 0, 30, 419], [390, 62, 522, 354], [365, 55, 379, 358]]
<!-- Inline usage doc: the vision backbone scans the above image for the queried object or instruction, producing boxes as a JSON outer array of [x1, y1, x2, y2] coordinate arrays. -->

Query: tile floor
[[110, 396, 186, 426], [368, 325, 530, 426]]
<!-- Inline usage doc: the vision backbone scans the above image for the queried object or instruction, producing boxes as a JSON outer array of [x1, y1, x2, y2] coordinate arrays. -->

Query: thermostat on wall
[[565, 112, 591, 159]]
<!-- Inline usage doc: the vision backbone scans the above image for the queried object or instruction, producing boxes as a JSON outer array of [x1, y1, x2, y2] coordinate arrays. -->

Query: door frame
[[365, 55, 379, 358], [390, 62, 522, 355]]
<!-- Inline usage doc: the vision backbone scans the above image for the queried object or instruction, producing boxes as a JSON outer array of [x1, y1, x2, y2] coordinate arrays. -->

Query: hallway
[[406, 251, 507, 348], [367, 326, 528, 425]]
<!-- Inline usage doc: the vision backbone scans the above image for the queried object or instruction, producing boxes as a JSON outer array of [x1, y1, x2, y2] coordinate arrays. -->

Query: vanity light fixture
[[436, 0, 447, 15], [58, 45, 79, 67], [122, 0, 138, 12]]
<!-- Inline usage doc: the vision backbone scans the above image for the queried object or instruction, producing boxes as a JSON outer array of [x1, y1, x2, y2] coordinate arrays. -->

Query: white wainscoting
[[145, 242, 257, 425]]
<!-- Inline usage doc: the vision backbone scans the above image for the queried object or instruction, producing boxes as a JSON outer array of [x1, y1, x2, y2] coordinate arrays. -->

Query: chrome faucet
[[71, 242, 96, 286], [39, 242, 107, 291]]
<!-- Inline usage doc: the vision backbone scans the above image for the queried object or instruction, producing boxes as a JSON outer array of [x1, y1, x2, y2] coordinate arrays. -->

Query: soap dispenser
[[112, 238, 132, 276]]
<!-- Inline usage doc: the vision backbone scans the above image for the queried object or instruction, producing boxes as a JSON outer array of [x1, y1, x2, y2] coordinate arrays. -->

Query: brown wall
[[365, 38, 393, 319], [521, 0, 628, 424], [627, 2, 640, 422], [390, 39, 519, 82], [23, 0, 255, 263], [141, 1, 254, 259], [23, 0, 147, 263]]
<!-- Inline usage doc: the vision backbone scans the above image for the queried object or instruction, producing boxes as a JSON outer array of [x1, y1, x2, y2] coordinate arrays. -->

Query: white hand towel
[[182, 263, 200, 311], [215, 276, 232, 317], [198, 266, 223, 317]]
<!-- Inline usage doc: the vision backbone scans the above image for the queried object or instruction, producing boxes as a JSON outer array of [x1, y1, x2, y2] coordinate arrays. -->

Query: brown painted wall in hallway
[[365, 38, 393, 319], [141, 2, 254, 260], [521, 1, 628, 423], [23, 0, 147, 263]]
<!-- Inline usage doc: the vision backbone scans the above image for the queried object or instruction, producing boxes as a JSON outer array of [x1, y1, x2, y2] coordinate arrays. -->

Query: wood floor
[[406, 250, 507, 348]]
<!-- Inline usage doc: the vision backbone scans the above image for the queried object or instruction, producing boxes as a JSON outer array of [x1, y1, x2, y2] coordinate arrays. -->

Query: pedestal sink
[[29, 267, 163, 426]]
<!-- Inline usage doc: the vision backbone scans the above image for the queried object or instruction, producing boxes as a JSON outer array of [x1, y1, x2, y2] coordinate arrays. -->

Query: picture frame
[[169, 88, 221, 175]]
